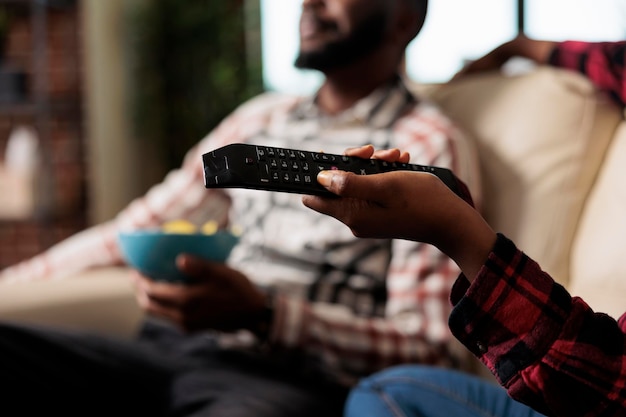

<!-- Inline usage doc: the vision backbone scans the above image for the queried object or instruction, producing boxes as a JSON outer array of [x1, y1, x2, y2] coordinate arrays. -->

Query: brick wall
[[0, 1, 86, 268]]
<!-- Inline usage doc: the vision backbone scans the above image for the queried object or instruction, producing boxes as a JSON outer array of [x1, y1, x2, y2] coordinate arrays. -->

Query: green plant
[[128, 0, 263, 171]]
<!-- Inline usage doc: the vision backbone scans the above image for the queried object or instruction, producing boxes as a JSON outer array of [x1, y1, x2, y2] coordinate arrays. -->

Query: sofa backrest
[[569, 122, 626, 318], [414, 67, 623, 287]]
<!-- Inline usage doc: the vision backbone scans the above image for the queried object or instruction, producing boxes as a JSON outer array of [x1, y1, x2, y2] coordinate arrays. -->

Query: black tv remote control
[[202, 143, 464, 198]]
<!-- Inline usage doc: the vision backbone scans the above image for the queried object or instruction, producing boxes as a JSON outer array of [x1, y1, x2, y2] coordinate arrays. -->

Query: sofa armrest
[[0, 267, 144, 338]]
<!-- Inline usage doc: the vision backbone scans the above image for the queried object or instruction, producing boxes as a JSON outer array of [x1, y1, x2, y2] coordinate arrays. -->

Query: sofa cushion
[[0, 267, 143, 337], [418, 67, 623, 286], [569, 122, 626, 319]]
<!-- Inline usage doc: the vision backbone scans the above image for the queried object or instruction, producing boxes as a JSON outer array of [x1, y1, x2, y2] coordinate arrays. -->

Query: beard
[[294, 13, 387, 72]]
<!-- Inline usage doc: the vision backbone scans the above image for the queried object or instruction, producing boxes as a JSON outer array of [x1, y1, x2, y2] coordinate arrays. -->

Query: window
[[405, 0, 516, 84], [525, 0, 626, 41], [260, 0, 626, 94], [261, 0, 322, 95]]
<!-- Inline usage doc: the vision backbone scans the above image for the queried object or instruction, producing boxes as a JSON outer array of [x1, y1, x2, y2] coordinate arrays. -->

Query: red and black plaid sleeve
[[549, 40, 626, 108], [449, 234, 626, 417]]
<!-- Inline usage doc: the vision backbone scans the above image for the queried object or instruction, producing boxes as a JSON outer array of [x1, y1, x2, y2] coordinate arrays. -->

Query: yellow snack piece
[[162, 219, 197, 234], [201, 220, 219, 235]]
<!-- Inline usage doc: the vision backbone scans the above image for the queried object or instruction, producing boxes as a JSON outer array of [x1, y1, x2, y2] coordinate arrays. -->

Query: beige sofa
[[421, 66, 625, 319], [0, 66, 624, 341]]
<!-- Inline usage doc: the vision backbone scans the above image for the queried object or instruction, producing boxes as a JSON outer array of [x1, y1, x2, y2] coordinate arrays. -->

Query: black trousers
[[0, 319, 348, 417]]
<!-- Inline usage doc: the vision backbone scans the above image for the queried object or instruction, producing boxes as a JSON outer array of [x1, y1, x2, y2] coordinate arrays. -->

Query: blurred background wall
[[0, 0, 86, 265], [0, 0, 262, 267]]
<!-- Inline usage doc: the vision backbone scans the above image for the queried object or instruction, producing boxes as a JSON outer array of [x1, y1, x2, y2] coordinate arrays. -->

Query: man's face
[[295, 0, 392, 72]]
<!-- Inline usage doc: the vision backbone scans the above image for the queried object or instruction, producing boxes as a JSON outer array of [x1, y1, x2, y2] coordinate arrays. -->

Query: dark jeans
[[0, 319, 348, 417]]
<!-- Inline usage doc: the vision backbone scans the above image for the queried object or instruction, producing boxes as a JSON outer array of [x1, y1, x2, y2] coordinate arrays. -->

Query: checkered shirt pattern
[[450, 234, 626, 417]]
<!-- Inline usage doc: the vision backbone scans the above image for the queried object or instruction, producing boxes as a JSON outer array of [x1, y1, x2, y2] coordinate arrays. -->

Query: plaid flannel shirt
[[450, 234, 626, 417], [448, 40, 626, 417], [549, 40, 626, 107]]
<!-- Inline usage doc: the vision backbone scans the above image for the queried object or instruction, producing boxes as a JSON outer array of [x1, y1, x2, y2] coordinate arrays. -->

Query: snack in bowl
[[118, 220, 240, 283]]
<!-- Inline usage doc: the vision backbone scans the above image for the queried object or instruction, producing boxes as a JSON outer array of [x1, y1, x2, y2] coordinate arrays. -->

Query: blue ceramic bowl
[[118, 230, 239, 283]]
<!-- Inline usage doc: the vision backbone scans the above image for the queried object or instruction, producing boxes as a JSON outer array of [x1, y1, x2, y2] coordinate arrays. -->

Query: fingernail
[[317, 170, 333, 187]]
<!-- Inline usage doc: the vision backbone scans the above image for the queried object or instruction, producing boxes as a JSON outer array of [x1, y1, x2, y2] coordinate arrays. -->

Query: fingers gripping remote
[[202, 143, 465, 198]]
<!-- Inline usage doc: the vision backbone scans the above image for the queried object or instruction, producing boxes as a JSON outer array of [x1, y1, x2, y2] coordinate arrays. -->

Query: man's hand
[[131, 256, 267, 334]]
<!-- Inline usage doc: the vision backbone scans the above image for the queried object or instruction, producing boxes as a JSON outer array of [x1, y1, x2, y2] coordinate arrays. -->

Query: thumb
[[317, 170, 386, 202]]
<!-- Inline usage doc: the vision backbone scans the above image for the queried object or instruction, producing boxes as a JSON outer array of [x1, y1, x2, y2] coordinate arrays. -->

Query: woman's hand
[[452, 35, 558, 80], [302, 145, 497, 281]]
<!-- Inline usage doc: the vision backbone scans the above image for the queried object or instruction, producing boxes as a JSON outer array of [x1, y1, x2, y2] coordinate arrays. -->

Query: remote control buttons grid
[[204, 144, 459, 198], [255, 146, 317, 187], [251, 145, 442, 191]]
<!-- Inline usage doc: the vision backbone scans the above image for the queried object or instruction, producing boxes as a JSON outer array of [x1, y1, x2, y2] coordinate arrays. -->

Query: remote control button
[[267, 148, 276, 157], [259, 164, 271, 184], [259, 164, 270, 183], [256, 147, 266, 161], [313, 153, 337, 162], [357, 165, 379, 175], [270, 159, 278, 169]]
